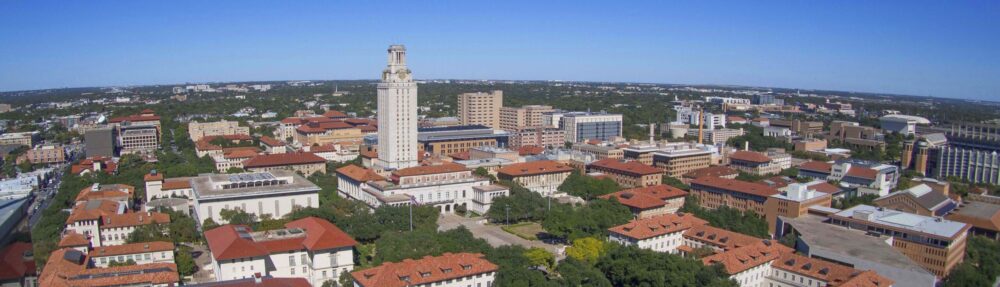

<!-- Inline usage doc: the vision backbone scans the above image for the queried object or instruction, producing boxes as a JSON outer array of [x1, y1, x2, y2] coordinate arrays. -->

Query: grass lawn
[[501, 222, 546, 241]]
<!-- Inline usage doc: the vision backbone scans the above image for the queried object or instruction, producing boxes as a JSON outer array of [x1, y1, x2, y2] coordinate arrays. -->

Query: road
[[438, 214, 566, 260], [27, 166, 64, 227]]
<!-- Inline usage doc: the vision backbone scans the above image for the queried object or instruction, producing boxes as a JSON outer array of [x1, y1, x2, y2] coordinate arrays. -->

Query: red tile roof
[[66, 200, 122, 223], [683, 224, 762, 251], [608, 213, 707, 240], [683, 166, 739, 179], [0, 242, 36, 281], [323, 110, 348, 118], [393, 162, 469, 177], [497, 160, 573, 177], [39, 248, 179, 287], [205, 217, 356, 261], [702, 241, 791, 274], [162, 178, 192, 190], [518, 145, 545, 156], [109, 112, 161, 123], [799, 161, 833, 173], [729, 151, 771, 164], [285, 217, 359, 251], [205, 225, 270, 261], [143, 172, 164, 182], [807, 181, 842, 194], [75, 184, 134, 202], [259, 136, 284, 147], [100, 212, 170, 229], [243, 152, 325, 168], [336, 165, 386, 182], [600, 185, 688, 210], [773, 253, 893, 287], [71, 157, 117, 175], [89, 241, 174, 258], [59, 232, 90, 248], [846, 167, 878, 180], [727, 116, 747, 122], [589, 159, 662, 176], [448, 151, 471, 160], [691, 176, 780, 197], [224, 149, 260, 159], [352, 253, 498, 287]]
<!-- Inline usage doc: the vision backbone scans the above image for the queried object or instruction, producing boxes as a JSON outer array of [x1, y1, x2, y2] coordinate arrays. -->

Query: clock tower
[[375, 45, 419, 170]]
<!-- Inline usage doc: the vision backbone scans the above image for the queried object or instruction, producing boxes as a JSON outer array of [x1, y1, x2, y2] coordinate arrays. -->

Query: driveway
[[439, 214, 566, 260], [187, 243, 216, 284]]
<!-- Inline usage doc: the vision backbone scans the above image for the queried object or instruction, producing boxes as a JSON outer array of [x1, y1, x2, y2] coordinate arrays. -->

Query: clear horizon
[[1, 1, 997, 100]]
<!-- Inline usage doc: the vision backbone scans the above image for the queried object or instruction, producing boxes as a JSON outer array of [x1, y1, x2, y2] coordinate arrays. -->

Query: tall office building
[[375, 45, 419, 170], [457, 90, 503, 128], [560, 112, 623, 143], [499, 105, 555, 131]]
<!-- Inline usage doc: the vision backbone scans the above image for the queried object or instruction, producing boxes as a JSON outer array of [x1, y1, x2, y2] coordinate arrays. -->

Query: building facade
[[497, 160, 573, 196], [587, 159, 662, 188], [375, 45, 420, 171], [499, 105, 554, 131], [457, 90, 503, 129], [560, 112, 623, 143], [190, 171, 320, 224], [188, 120, 250, 142]]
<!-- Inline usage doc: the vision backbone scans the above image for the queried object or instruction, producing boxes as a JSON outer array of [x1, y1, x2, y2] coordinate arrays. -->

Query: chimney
[[649, 123, 655, 144], [744, 141, 749, 151], [254, 272, 262, 284]]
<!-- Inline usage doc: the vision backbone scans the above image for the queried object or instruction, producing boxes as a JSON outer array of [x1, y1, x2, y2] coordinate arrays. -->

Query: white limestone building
[[190, 171, 320, 224], [375, 45, 419, 171]]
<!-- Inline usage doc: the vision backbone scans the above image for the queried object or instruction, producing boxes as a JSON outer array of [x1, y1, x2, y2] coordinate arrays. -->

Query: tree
[[662, 176, 690, 190], [542, 199, 632, 241], [258, 214, 290, 231], [558, 170, 621, 200], [832, 194, 879, 209], [338, 270, 353, 287], [219, 208, 257, 225], [556, 257, 613, 287], [225, 167, 244, 174], [597, 244, 738, 286], [126, 224, 171, 243], [523, 247, 555, 270], [943, 236, 1000, 286], [564, 237, 609, 265], [486, 181, 548, 224], [176, 246, 197, 276], [474, 167, 497, 183], [202, 218, 220, 231], [680, 196, 769, 238]]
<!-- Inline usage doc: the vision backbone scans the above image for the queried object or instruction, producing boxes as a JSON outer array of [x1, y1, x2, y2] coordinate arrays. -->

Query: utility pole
[[408, 199, 414, 232]]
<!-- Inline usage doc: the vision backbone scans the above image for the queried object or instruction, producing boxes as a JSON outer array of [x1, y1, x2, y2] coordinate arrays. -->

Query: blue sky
[[1, 1, 997, 100]]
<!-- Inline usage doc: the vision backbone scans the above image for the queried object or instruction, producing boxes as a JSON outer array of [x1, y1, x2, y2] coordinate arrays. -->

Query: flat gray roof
[[833, 205, 968, 238], [191, 170, 319, 199], [783, 215, 930, 275], [950, 201, 1000, 221]]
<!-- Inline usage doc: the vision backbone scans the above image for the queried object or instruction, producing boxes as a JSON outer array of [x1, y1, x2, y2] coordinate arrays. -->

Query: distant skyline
[[1, 1, 998, 101]]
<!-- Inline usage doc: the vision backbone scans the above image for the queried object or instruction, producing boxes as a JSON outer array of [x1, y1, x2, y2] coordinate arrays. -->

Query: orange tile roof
[[243, 152, 325, 168], [691, 176, 780, 197], [589, 159, 662, 176], [75, 184, 134, 202], [162, 178, 192, 190], [224, 149, 260, 159], [807, 182, 842, 194], [109, 112, 161, 123], [608, 213, 707, 240], [39, 248, 179, 287], [683, 166, 739, 179], [497, 160, 573, 177], [518, 145, 545, 156], [846, 167, 878, 180], [600, 185, 688, 210], [59, 232, 90, 248], [0, 242, 36, 281], [323, 110, 348, 118], [66, 200, 122, 224], [393, 162, 469, 177], [100, 212, 170, 229], [143, 172, 163, 182], [702, 241, 790, 274], [336, 165, 386, 182], [683, 225, 762, 251], [281, 117, 305, 124], [197, 277, 312, 287], [309, 144, 337, 153], [727, 116, 747, 122], [205, 217, 356, 261], [729, 151, 771, 163], [72, 157, 117, 175], [89, 241, 174, 258], [259, 136, 284, 147], [773, 253, 893, 287], [799, 161, 833, 173], [352, 253, 498, 287], [448, 151, 470, 160]]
